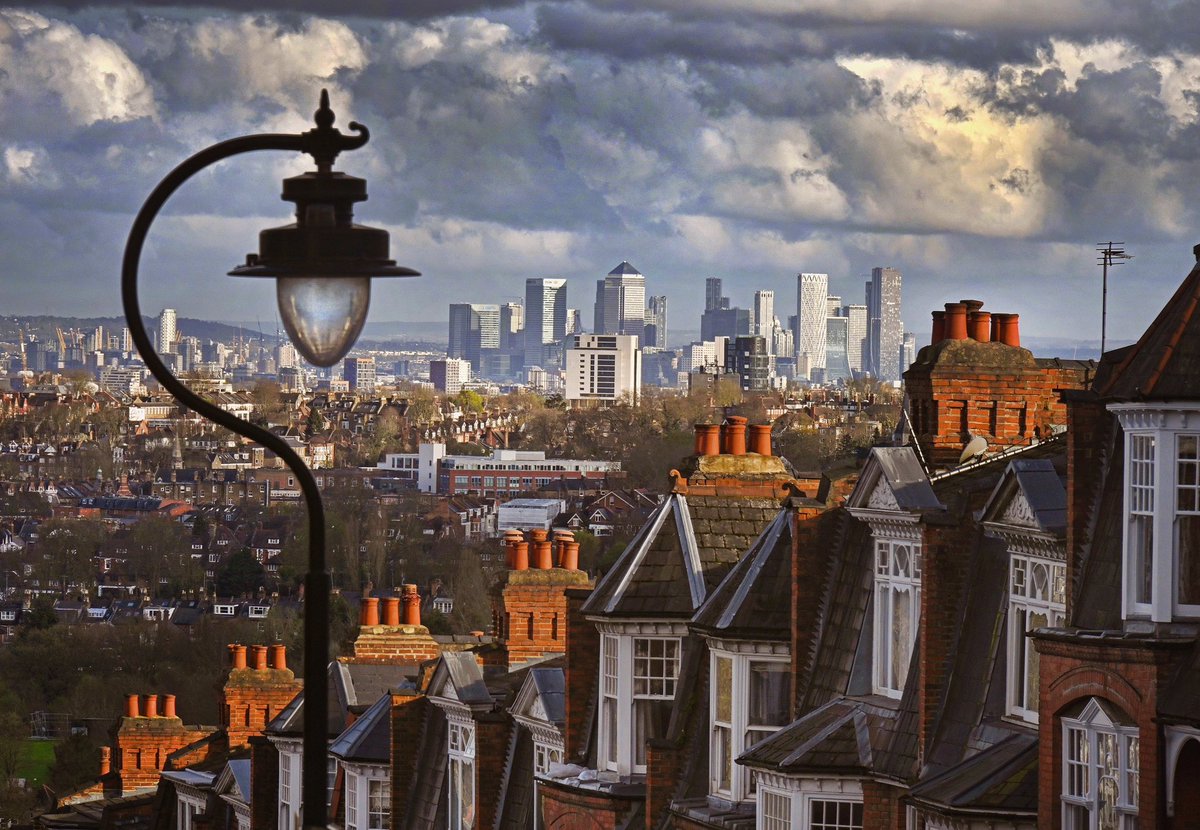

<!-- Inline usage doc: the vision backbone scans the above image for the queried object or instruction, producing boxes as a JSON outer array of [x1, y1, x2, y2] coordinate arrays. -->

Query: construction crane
[[55, 326, 66, 354], [17, 327, 27, 372]]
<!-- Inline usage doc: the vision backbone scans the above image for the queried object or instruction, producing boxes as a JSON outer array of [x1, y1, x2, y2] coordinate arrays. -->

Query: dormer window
[[709, 645, 789, 802], [598, 628, 682, 775], [1110, 403, 1200, 622], [873, 538, 921, 698], [1061, 698, 1139, 830], [1007, 553, 1065, 722]]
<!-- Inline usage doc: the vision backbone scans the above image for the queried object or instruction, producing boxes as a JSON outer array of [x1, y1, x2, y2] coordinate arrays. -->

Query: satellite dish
[[959, 433, 988, 465]]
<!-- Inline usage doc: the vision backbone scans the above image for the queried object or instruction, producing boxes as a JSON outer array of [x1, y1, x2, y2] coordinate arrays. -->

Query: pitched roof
[[909, 734, 1039, 816], [607, 261, 641, 276], [738, 699, 885, 774], [330, 692, 392, 763], [846, 447, 941, 513], [1095, 252, 1200, 400], [690, 509, 792, 641], [978, 458, 1067, 535]]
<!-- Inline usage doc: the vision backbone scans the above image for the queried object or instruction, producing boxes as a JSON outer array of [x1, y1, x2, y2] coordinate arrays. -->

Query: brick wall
[[492, 568, 592, 670], [1062, 390, 1110, 624], [1034, 634, 1192, 830], [222, 666, 303, 750], [538, 778, 642, 830], [644, 738, 685, 830], [862, 780, 904, 830], [905, 340, 1091, 468], [474, 714, 512, 830], [248, 735, 278, 830], [563, 586, 599, 764], [114, 715, 217, 794], [350, 624, 442, 665], [388, 690, 429, 829]]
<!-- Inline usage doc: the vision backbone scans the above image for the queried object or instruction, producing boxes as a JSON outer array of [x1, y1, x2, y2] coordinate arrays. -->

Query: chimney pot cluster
[[227, 641, 287, 671], [504, 529, 581, 571], [124, 692, 180, 719], [693, 418, 774, 458], [931, 300, 1020, 348]]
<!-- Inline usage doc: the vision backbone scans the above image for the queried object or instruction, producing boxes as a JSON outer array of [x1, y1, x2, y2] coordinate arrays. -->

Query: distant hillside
[[0, 316, 274, 348]]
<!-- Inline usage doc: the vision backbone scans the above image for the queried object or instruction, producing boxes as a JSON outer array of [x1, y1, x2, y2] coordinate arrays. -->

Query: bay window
[[1111, 403, 1200, 622], [368, 779, 390, 830], [277, 742, 302, 830], [710, 646, 789, 802], [1007, 553, 1066, 722], [873, 538, 921, 697], [755, 777, 863, 830], [343, 765, 390, 830], [597, 628, 682, 775], [1061, 698, 1139, 830]]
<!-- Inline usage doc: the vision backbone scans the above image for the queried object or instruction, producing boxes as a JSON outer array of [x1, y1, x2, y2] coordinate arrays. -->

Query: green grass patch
[[17, 739, 55, 786]]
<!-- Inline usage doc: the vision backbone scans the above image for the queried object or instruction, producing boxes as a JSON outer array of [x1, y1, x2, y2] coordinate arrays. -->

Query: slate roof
[[266, 660, 415, 737], [738, 699, 889, 774], [330, 692, 392, 763], [979, 458, 1067, 535], [864, 447, 942, 510], [1072, 424, 1123, 631], [1095, 253, 1200, 401], [582, 493, 779, 619], [691, 508, 791, 641], [909, 734, 1039, 816], [530, 667, 566, 725]]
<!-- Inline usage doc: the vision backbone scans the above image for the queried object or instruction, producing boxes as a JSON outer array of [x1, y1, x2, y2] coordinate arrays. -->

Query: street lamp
[[121, 91, 418, 829]]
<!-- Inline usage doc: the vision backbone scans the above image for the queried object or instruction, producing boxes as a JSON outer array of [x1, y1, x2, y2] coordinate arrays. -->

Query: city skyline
[[0, 4, 1196, 345]]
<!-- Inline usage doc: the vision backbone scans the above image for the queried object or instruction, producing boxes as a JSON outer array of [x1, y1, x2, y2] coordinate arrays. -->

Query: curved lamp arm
[[121, 128, 353, 830]]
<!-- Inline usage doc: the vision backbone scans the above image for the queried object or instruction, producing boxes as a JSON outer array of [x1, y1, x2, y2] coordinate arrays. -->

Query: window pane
[[1026, 611, 1048, 710], [748, 661, 789, 726], [713, 725, 731, 792], [890, 587, 913, 689], [1129, 515, 1153, 605], [809, 799, 863, 830], [634, 699, 671, 766], [1179, 516, 1200, 605], [715, 656, 733, 723]]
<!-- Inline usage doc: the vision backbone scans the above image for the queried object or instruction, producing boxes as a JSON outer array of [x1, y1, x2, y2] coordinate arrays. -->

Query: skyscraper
[[842, 304, 868, 373], [593, 279, 606, 334], [705, 278, 727, 311], [866, 267, 903, 382], [601, 261, 646, 341], [158, 308, 177, 355], [795, 273, 829, 380], [824, 317, 852, 384], [753, 290, 775, 340], [524, 278, 567, 367], [645, 295, 668, 348], [500, 303, 524, 351], [344, 356, 376, 393], [448, 303, 500, 371]]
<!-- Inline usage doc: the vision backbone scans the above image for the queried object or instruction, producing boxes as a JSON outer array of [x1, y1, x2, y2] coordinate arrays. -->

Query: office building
[[645, 295, 667, 348], [705, 277, 729, 311], [524, 278, 567, 367], [795, 273, 829, 380], [842, 304, 868, 372], [430, 358, 471, 395], [344, 356, 376, 394], [378, 442, 620, 495], [500, 302, 524, 351], [564, 334, 641, 405], [701, 307, 750, 342], [866, 266, 903, 382], [753, 290, 775, 341], [593, 279, 606, 334], [724, 335, 770, 393], [824, 317, 852, 384], [902, 331, 917, 375], [158, 308, 177, 355], [448, 303, 500, 371], [601, 261, 646, 341]]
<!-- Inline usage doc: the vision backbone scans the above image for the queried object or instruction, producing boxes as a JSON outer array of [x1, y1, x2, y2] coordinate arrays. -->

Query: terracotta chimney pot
[[960, 299, 984, 314], [931, 310, 946, 345], [512, 540, 529, 570], [724, 415, 748, 455], [969, 311, 992, 342], [360, 597, 380, 627], [251, 644, 268, 671], [944, 303, 968, 340], [469, 630, 485, 637], [692, 423, 705, 455], [162, 694, 176, 719], [269, 644, 287, 671], [233, 644, 248, 670], [99, 747, 111, 776], [529, 529, 548, 543], [749, 424, 772, 456], [381, 596, 401, 627], [560, 539, 580, 571], [143, 694, 158, 718], [534, 536, 553, 569], [402, 584, 421, 626], [696, 424, 721, 456], [1000, 313, 1021, 347], [125, 693, 140, 719]]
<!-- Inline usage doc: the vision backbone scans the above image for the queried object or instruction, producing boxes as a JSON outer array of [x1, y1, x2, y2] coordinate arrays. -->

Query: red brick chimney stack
[[381, 596, 401, 627]]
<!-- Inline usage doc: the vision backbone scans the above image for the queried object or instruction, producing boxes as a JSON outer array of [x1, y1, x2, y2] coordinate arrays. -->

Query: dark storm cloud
[[20, 0, 525, 19]]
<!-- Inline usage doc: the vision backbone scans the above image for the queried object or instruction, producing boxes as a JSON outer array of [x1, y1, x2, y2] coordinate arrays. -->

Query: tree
[[47, 733, 96, 795], [0, 711, 24, 785], [250, 380, 288, 427], [453, 390, 485, 413], [216, 549, 266, 597], [34, 519, 106, 590]]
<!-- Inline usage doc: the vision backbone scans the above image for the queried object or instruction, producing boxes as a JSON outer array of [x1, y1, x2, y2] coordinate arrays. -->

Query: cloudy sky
[[4, 1, 1200, 346]]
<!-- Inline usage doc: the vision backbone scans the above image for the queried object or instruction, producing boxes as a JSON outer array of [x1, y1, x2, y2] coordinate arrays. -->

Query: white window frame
[[754, 776, 863, 830], [367, 778, 391, 830], [1110, 403, 1200, 622], [1006, 553, 1066, 723], [595, 623, 683, 776], [872, 537, 921, 698], [708, 642, 790, 802], [1061, 698, 1139, 830], [276, 741, 302, 830], [342, 763, 389, 830], [448, 715, 477, 830]]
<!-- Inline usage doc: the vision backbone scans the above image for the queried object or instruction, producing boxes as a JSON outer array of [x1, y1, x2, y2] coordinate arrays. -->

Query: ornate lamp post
[[121, 91, 418, 828]]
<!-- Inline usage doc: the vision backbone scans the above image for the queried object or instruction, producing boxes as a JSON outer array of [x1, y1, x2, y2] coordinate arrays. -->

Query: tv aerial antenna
[[1097, 242, 1132, 356]]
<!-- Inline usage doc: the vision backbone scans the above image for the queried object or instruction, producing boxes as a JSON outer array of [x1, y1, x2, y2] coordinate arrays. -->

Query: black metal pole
[[121, 132, 331, 830]]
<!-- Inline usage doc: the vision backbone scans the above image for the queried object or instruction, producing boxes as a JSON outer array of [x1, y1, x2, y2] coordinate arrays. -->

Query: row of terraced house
[[39, 246, 1200, 830]]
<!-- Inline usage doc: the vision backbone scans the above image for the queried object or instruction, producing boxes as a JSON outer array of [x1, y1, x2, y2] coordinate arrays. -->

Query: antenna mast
[[1097, 242, 1132, 356]]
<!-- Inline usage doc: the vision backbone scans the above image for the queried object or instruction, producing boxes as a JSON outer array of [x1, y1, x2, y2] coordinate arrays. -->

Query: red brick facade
[[221, 645, 303, 750], [114, 706, 217, 793], [492, 567, 591, 669], [539, 778, 643, 830], [563, 585, 598, 764]]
